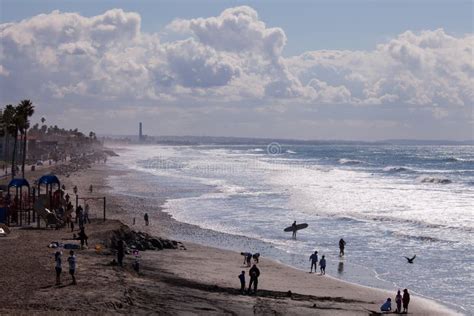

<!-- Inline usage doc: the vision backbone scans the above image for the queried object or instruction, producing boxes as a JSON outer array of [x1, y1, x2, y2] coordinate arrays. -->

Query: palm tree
[[2, 105, 16, 169], [9, 107, 22, 178], [17, 100, 35, 178]]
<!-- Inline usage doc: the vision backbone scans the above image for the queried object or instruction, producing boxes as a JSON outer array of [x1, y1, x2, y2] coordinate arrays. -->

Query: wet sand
[[0, 162, 458, 315]]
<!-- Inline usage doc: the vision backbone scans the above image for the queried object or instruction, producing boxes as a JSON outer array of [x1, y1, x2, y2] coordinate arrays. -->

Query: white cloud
[[0, 7, 472, 139]]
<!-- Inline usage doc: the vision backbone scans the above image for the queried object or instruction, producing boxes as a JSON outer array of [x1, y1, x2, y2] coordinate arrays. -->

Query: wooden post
[[103, 197, 106, 221]]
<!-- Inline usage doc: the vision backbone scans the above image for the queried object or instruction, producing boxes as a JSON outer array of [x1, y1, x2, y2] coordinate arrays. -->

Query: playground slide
[[34, 197, 61, 228]]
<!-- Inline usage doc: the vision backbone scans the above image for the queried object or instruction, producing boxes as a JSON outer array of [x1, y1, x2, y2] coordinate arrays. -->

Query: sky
[[0, 0, 473, 140]]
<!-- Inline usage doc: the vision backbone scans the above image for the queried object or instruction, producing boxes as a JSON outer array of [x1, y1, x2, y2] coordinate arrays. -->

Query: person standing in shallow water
[[402, 289, 410, 313], [291, 221, 297, 239], [339, 238, 346, 256], [144, 213, 149, 226], [309, 251, 318, 273]]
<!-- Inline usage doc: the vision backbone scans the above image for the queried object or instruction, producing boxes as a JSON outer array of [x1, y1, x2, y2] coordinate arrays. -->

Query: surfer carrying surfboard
[[291, 221, 297, 238], [283, 222, 308, 239]]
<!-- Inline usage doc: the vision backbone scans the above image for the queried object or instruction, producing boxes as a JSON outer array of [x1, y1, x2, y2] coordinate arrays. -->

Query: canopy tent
[[38, 174, 60, 186], [8, 178, 30, 188]]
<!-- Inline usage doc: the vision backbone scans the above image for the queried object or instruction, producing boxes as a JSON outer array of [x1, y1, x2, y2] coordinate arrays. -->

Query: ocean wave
[[383, 166, 413, 173], [419, 177, 452, 184], [338, 158, 364, 165], [251, 148, 264, 152], [286, 150, 297, 154], [391, 232, 448, 243]]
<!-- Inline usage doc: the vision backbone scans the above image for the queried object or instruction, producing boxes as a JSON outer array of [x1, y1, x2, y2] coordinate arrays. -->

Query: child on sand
[[144, 213, 149, 226], [54, 251, 62, 285], [380, 298, 392, 312], [67, 250, 77, 285], [238, 271, 245, 294], [319, 255, 326, 275]]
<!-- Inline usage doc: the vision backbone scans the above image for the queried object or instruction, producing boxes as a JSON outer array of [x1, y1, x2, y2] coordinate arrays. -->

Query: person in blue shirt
[[380, 298, 392, 312], [238, 271, 245, 294], [309, 251, 318, 273], [67, 250, 77, 285]]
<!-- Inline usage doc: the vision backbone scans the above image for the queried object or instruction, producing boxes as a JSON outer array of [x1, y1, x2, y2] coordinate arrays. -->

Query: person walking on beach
[[339, 238, 346, 256], [402, 289, 410, 313], [291, 221, 297, 239], [67, 250, 77, 285], [144, 213, 149, 226], [54, 251, 62, 285], [248, 264, 260, 294], [238, 271, 246, 294], [89, 184, 93, 193], [76, 205, 83, 225], [395, 290, 402, 313], [84, 203, 91, 224], [309, 251, 318, 273], [319, 255, 326, 275], [78, 227, 88, 248], [117, 240, 125, 267]]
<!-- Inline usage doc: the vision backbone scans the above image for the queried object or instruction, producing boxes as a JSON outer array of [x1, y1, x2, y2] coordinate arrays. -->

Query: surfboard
[[284, 223, 308, 232]]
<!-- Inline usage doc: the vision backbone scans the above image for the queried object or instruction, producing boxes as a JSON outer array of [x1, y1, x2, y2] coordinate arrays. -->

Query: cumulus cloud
[[0, 6, 472, 119]]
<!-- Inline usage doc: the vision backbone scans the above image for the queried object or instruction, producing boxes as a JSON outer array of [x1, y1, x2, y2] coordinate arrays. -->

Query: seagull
[[404, 255, 416, 263]]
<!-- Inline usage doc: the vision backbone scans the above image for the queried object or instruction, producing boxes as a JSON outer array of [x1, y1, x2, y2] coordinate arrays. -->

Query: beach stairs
[[34, 196, 63, 228]]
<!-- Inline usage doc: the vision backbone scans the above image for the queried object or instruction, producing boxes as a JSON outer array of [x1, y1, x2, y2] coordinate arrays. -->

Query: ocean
[[107, 143, 473, 313]]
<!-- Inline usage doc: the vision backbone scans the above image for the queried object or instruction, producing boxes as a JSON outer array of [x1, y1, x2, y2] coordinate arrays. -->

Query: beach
[[0, 155, 459, 315]]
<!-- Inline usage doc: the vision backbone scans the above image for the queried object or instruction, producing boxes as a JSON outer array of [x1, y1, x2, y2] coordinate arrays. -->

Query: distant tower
[[139, 122, 143, 142]]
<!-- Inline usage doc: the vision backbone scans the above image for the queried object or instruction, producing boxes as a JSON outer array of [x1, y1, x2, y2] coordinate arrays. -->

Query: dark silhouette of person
[[395, 290, 402, 313], [78, 227, 88, 248], [238, 271, 245, 294], [246, 253, 252, 267], [144, 213, 149, 226], [248, 264, 260, 294], [309, 251, 318, 273], [292, 221, 297, 239], [252, 253, 260, 263], [117, 240, 125, 267], [319, 255, 326, 275], [339, 238, 346, 256], [402, 289, 410, 313]]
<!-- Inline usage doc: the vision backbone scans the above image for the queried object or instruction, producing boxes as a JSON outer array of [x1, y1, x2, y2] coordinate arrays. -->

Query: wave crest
[[419, 177, 452, 184]]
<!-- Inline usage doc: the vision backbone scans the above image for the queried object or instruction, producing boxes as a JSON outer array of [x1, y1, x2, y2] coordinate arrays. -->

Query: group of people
[[240, 252, 260, 267], [381, 289, 410, 314], [54, 250, 77, 285], [238, 264, 261, 295], [309, 251, 326, 274]]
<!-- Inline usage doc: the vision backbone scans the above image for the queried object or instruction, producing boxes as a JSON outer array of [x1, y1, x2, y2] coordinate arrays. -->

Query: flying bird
[[404, 255, 416, 263]]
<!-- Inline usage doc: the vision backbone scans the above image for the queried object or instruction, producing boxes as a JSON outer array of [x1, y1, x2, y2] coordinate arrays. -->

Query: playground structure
[[0, 173, 107, 228], [2, 178, 34, 226]]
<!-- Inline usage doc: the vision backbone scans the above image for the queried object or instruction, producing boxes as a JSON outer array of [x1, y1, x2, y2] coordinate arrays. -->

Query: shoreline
[[100, 159, 459, 315], [0, 160, 461, 315]]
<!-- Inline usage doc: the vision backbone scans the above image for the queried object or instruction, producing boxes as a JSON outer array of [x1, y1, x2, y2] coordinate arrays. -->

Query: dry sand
[[0, 162, 459, 315]]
